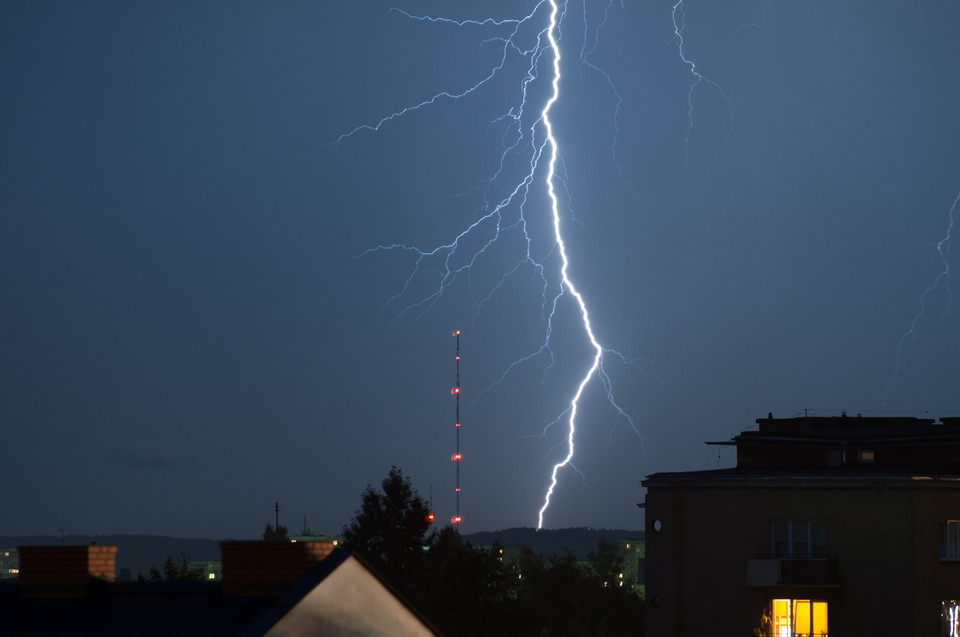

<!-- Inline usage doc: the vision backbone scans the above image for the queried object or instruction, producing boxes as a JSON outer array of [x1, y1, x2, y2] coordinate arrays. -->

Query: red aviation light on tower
[[451, 516, 462, 524], [452, 330, 461, 336], [450, 387, 460, 395], [426, 512, 435, 523], [451, 453, 461, 461]]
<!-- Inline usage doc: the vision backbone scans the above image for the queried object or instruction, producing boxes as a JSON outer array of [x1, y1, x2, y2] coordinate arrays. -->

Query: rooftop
[[697, 414, 960, 475]]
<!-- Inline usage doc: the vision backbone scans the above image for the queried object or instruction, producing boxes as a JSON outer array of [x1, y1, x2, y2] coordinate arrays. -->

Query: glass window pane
[[810, 521, 826, 557], [774, 521, 789, 557], [772, 599, 791, 636], [812, 602, 828, 635], [794, 600, 810, 634], [793, 522, 809, 558]]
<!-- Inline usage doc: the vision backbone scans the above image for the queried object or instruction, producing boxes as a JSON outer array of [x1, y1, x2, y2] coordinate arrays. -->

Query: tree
[[588, 536, 625, 587], [141, 552, 203, 581], [419, 526, 514, 636], [342, 466, 433, 597], [262, 523, 290, 542], [505, 542, 644, 636]]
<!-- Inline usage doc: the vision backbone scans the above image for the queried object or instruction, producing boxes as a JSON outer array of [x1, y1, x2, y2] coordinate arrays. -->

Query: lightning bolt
[[536, 0, 605, 530], [671, 0, 734, 179], [331, 0, 644, 530], [883, 188, 959, 406]]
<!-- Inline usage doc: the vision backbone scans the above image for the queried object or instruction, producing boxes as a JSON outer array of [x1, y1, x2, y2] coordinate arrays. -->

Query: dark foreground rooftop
[[0, 545, 439, 637]]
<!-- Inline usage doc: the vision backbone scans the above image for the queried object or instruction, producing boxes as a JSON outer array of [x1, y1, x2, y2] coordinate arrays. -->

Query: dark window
[[941, 521, 960, 561], [772, 521, 827, 558]]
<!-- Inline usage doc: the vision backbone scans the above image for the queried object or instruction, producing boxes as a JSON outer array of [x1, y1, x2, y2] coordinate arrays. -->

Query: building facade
[[0, 549, 19, 579], [642, 414, 960, 636]]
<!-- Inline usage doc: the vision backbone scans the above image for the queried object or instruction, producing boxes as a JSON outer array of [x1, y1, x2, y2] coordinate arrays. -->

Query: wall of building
[[911, 480, 960, 634], [645, 482, 770, 636], [644, 477, 934, 636]]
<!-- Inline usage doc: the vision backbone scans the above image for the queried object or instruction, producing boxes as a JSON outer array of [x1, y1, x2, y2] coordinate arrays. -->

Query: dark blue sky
[[3, 0, 959, 538]]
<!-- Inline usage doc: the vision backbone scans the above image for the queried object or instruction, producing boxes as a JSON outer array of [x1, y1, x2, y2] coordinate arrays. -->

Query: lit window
[[941, 522, 960, 560], [771, 598, 828, 636], [9, 568, 18, 574], [944, 600, 960, 636], [208, 573, 216, 580], [859, 449, 875, 463]]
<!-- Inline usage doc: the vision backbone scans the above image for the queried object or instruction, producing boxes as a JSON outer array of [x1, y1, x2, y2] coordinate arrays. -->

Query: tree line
[[342, 467, 643, 636]]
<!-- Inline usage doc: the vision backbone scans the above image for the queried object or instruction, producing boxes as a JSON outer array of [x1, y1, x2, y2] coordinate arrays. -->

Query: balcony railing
[[746, 555, 840, 587]]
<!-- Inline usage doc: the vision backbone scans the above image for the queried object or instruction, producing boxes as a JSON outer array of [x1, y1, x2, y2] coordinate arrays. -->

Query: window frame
[[941, 521, 960, 561], [771, 520, 827, 559]]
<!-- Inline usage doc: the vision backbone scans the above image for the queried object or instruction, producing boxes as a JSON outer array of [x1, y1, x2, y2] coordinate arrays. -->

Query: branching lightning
[[333, 0, 644, 529], [883, 189, 960, 405], [671, 0, 734, 178]]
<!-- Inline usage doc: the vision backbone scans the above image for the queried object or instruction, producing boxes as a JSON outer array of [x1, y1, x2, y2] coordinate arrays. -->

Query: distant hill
[[463, 528, 644, 560], [1, 527, 641, 576], [0, 535, 225, 578]]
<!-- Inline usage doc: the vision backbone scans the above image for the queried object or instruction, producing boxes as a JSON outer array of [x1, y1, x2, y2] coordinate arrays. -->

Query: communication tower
[[450, 330, 462, 525]]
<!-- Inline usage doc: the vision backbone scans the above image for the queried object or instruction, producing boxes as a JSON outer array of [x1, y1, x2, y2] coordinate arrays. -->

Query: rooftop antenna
[[450, 330, 463, 526], [275, 501, 280, 531]]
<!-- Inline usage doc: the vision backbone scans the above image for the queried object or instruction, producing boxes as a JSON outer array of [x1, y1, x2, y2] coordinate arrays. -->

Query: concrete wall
[[911, 480, 960, 634], [643, 476, 957, 636]]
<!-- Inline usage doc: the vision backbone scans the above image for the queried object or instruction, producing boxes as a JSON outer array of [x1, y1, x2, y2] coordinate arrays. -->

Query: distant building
[[187, 560, 222, 581], [0, 549, 19, 579], [290, 516, 345, 550], [642, 413, 960, 636], [291, 534, 344, 547], [615, 539, 644, 597]]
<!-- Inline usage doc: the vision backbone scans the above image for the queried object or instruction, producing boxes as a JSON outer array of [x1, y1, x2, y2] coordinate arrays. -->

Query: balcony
[[746, 556, 840, 587]]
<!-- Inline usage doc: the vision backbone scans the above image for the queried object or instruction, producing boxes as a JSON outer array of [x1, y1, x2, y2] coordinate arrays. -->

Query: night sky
[[3, 0, 960, 539]]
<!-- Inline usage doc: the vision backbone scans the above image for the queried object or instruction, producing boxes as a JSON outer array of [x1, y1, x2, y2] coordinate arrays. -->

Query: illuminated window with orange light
[[770, 599, 827, 637]]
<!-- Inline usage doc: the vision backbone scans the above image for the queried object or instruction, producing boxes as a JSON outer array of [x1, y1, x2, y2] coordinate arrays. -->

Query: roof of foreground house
[[0, 548, 440, 637]]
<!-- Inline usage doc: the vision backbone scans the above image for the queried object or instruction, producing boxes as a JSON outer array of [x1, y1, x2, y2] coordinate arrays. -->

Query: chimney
[[220, 540, 335, 596], [18, 545, 117, 597]]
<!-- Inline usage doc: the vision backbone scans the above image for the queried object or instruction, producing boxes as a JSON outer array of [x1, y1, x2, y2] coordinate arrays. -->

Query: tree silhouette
[[262, 523, 290, 542], [419, 526, 513, 636], [342, 466, 433, 597], [141, 552, 203, 581], [342, 469, 645, 635]]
